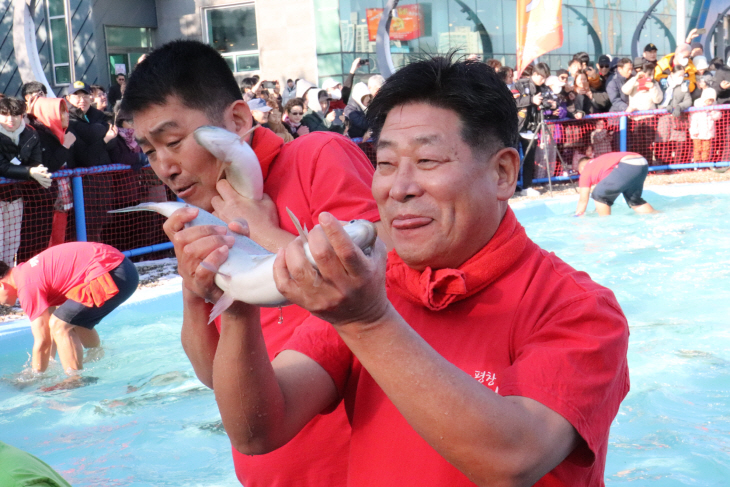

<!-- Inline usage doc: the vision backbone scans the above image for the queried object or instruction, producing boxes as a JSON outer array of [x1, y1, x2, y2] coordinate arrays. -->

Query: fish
[[109, 202, 377, 322], [193, 125, 264, 200]]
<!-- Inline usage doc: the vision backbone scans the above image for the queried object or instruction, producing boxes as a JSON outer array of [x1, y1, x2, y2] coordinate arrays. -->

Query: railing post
[[71, 175, 87, 242], [619, 115, 627, 152]]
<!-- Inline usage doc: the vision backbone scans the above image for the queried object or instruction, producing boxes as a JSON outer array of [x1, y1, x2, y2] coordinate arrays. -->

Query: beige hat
[[295, 79, 316, 98]]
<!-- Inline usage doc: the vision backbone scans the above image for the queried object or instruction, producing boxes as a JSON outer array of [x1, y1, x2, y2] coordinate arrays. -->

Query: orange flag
[[516, 0, 564, 76]]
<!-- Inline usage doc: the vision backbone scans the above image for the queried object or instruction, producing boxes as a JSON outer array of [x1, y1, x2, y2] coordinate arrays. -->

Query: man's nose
[[389, 162, 422, 202], [153, 150, 181, 179]]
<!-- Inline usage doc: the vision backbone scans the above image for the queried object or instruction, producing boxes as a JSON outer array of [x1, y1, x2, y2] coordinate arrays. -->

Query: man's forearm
[[336, 307, 577, 486], [180, 289, 219, 388], [212, 302, 289, 454]]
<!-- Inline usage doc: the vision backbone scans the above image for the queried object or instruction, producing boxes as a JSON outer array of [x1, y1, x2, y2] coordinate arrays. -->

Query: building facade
[[0, 0, 725, 97]]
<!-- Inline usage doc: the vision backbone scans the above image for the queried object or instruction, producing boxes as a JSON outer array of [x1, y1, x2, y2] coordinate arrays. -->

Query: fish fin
[[208, 292, 235, 324], [199, 261, 231, 278], [107, 204, 156, 214], [286, 207, 308, 242]]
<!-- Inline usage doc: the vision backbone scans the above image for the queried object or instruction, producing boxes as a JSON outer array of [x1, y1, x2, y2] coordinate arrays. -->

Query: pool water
[[0, 182, 729, 486], [513, 182, 730, 486]]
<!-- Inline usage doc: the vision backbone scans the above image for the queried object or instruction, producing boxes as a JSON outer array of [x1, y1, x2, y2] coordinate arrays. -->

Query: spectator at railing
[[659, 65, 693, 116], [107, 73, 126, 111], [0, 97, 49, 266], [322, 78, 346, 112], [571, 69, 600, 116], [282, 97, 309, 139], [89, 84, 109, 112], [655, 44, 697, 94], [608, 58, 633, 112], [485, 58, 502, 71], [345, 82, 372, 139], [65, 81, 117, 168], [368, 74, 386, 97], [711, 56, 730, 104], [265, 100, 294, 143], [301, 89, 345, 134], [497, 66, 514, 88], [590, 119, 614, 156], [514, 62, 550, 189], [281, 79, 296, 105], [690, 88, 721, 162], [28, 97, 76, 249], [622, 62, 664, 111], [543, 76, 570, 119], [20, 82, 46, 113], [588, 55, 612, 112], [656, 65, 693, 165]]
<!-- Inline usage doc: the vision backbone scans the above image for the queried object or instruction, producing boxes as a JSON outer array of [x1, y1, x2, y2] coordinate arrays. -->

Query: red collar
[[386, 208, 528, 311], [250, 126, 284, 179]]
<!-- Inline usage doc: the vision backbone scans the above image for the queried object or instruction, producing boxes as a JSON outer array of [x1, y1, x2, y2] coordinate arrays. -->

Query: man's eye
[[167, 140, 181, 148]]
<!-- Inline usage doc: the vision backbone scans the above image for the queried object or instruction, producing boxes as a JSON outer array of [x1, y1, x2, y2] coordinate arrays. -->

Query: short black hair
[[573, 52, 590, 65], [121, 40, 242, 124], [619, 57, 633, 68], [241, 77, 257, 92], [21, 81, 47, 98], [366, 53, 519, 154], [284, 97, 304, 113], [521, 65, 534, 78], [0, 97, 26, 116], [556, 69, 569, 77], [90, 84, 105, 94], [0, 260, 9, 279], [496, 66, 513, 83], [533, 62, 550, 78], [286, 78, 293, 83]]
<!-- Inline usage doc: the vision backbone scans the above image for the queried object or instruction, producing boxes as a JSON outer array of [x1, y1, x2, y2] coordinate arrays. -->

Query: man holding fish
[[122, 40, 383, 487], [164, 54, 631, 486]]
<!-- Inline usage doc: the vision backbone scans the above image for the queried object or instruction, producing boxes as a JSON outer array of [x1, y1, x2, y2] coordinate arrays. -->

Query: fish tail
[[208, 292, 235, 324]]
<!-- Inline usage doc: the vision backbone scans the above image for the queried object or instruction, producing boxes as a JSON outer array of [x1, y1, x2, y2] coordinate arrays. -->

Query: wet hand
[[273, 212, 390, 328], [212, 180, 282, 250], [164, 207, 241, 303]]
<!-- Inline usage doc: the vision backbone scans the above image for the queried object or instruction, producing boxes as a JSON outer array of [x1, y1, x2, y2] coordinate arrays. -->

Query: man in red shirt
[[175, 56, 630, 485], [122, 40, 383, 487], [0, 242, 138, 374], [575, 151, 657, 216]]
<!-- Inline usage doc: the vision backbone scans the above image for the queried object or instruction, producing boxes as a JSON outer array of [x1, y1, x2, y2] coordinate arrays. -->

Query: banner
[[366, 4, 425, 42], [516, 0, 564, 76]]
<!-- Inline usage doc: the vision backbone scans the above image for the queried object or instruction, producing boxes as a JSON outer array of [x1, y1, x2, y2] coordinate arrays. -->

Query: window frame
[[46, 0, 72, 86], [201, 2, 261, 74]]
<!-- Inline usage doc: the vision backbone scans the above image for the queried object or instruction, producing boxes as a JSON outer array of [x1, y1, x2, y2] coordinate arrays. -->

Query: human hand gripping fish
[[110, 126, 377, 322]]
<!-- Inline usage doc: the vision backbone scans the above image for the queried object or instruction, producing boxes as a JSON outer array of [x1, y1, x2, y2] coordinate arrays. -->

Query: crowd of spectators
[[500, 28, 730, 189], [3, 31, 730, 261]]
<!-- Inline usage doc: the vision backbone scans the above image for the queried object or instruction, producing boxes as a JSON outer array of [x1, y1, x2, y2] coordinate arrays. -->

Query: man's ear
[[494, 147, 521, 201], [228, 100, 255, 142]]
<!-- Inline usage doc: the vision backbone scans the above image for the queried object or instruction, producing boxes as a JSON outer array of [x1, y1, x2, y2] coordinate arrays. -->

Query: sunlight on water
[[0, 290, 237, 487], [514, 183, 730, 486], [0, 182, 728, 486]]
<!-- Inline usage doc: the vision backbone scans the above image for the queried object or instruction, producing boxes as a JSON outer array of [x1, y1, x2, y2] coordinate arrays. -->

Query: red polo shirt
[[285, 213, 630, 486], [14, 242, 125, 321], [216, 127, 379, 487], [579, 152, 641, 188]]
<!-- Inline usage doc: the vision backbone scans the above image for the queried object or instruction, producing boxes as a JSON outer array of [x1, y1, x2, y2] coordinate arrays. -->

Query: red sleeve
[[15, 266, 49, 322], [499, 290, 630, 466], [280, 314, 354, 399], [308, 136, 380, 224]]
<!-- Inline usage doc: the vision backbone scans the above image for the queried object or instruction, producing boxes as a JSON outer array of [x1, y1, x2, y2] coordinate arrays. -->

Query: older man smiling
[[175, 55, 630, 487]]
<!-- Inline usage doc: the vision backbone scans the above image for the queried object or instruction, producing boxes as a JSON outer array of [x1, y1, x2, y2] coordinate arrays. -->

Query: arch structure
[[12, 0, 55, 96]]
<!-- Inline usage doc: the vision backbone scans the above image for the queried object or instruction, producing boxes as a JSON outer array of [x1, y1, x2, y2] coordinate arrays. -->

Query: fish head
[[108, 201, 188, 218], [344, 220, 378, 254], [193, 126, 243, 162]]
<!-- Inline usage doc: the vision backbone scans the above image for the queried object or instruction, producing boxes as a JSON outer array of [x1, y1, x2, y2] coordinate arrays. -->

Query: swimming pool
[[0, 182, 728, 486]]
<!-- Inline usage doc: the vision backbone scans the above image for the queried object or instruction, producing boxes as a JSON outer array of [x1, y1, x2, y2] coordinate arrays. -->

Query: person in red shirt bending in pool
[[575, 151, 657, 216], [0, 242, 138, 375], [176, 55, 630, 487]]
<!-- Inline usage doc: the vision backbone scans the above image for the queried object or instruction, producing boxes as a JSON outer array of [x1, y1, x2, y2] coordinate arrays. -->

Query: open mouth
[[175, 184, 195, 198]]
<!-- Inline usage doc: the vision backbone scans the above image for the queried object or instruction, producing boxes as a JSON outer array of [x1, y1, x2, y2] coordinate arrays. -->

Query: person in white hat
[[246, 97, 273, 127], [689, 87, 721, 162]]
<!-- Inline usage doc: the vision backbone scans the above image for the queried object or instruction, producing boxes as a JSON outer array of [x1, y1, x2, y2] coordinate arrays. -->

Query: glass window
[[54, 66, 70, 85], [206, 5, 258, 54], [47, 0, 65, 18], [106, 27, 152, 49], [204, 4, 259, 73], [50, 18, 69, 63]]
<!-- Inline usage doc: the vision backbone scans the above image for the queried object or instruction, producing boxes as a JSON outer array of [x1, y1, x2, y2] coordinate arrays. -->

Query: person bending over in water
[[575, 151, 657, 216], [0, 242, 138, 374]]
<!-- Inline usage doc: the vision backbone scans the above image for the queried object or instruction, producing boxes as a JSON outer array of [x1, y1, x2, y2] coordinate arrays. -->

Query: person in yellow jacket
[[654, 44, 697, 93]]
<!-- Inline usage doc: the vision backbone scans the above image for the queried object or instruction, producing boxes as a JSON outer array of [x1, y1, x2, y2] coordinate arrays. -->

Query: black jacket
[[301, 110, 345, 134], [108, 83, 123, 110], [710, 66, 730, 104], [591, 75, 612, 113], [29, 121, 75, 172], [0, 125, 43, 201], [67, 106, 112, 167], [513, 78, 545, 133], [344, 99, 369, 138], [607, 73, 629, 112]]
